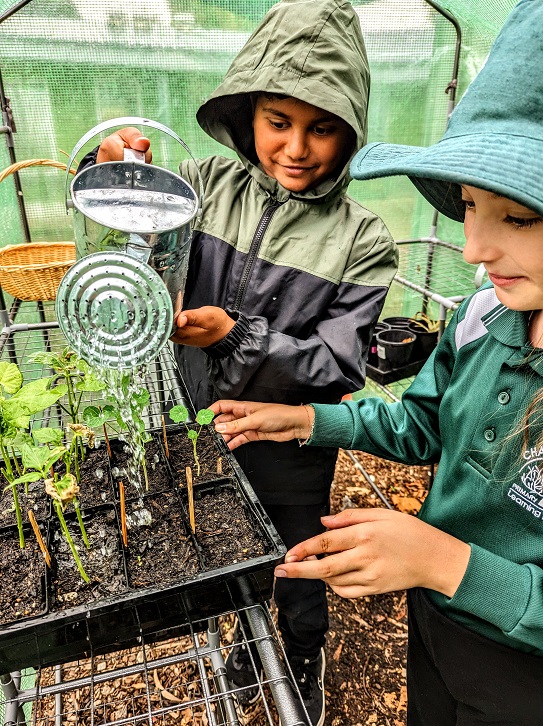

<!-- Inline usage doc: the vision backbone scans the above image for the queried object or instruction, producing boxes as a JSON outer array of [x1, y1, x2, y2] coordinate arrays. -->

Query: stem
[[12, 484, 24, 549], [73, 498, 90, 549], [0, 441, 23, 548], [65, 373, 78, 423], [54, 500, 90, 583], [192, 438, 200, 477]]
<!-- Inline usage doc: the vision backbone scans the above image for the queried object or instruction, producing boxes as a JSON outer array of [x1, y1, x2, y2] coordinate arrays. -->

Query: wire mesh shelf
[[2, 604, 308, 726]]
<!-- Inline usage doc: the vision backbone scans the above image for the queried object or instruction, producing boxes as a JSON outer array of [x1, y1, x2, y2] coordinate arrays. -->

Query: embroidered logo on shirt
[[508, 449, 543, 519]]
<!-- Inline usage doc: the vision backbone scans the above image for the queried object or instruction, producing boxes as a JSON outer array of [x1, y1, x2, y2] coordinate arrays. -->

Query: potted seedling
[[82, 373, 152, 492], [10, 428, 94, 583], [168, 405, 215, 477], [29, 349, 105, 478], [0, 361, 65, 547]]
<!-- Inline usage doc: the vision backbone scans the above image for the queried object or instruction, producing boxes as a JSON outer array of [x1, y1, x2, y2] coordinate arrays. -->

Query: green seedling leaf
[[75, 372, 106, 393], [32, 427, 64, 445], [82, 406, 104, 428], [196, 409, 215, 426], [187, 429, 198, 441], [133, 389, 150, 408], [0, 362, 23, 395], [10, 472, 42, 486], [20, 443, 65, 474], [0, 400, 30, 433], [8, 431, 33, 448], [170, 405, 189, 423], [51, 384, 69, 397]]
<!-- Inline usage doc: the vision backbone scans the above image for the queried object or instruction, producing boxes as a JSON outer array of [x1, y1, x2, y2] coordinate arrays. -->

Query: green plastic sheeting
[[0, 0, 517, 319]]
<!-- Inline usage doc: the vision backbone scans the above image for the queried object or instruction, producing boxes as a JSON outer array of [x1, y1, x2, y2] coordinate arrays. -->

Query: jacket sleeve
[[206, 233, 398, 404], [308, 310, 460, 461], [447, 545, 543, 651]]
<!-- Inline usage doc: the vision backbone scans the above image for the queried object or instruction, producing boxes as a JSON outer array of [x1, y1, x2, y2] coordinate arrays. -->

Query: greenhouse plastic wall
[[0, 0, 518, 327]]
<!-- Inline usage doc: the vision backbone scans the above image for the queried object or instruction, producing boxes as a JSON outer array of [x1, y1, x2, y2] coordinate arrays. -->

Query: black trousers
[[407, 588, 543, 725], [264, 502, 330, 659]]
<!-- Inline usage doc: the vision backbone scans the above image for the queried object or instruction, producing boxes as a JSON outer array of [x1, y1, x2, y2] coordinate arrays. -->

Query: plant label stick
[[28, 510, 51, 567], [161, 414, 170, 459], [186, 466, 195, 533], [102, 424, 112, 459], [119, 481, 128, 547]]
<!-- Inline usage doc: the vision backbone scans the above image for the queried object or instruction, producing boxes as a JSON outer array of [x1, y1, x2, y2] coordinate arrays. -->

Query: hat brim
[[350, 135, 543, 222]]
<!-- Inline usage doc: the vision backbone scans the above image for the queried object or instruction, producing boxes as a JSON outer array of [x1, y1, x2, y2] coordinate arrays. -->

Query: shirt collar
[[483, 304, 543, 375]]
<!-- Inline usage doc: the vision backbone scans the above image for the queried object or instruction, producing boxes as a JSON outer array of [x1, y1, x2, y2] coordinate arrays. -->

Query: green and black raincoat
[[176, 0, 398, 504]]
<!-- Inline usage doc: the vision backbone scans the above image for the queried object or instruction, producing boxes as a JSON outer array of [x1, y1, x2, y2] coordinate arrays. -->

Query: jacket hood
[[196, 0, 370, 197]]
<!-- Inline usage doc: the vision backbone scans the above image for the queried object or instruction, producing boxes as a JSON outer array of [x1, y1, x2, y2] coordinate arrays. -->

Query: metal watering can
[[57, 117, 202, 370]]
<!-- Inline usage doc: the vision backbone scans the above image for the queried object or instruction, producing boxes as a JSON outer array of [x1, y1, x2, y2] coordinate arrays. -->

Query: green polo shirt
[[310, 284, 543, 655]]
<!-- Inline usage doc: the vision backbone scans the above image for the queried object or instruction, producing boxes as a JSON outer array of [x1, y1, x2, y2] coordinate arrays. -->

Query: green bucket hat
[[350, 0, 543, 222]]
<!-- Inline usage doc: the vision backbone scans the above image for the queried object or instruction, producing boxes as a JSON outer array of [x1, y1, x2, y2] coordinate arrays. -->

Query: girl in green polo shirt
[[211, 1, 543, 723]]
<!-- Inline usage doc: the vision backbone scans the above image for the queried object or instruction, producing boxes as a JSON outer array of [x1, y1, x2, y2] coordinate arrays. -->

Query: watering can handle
[[65, 116, 204, 218]]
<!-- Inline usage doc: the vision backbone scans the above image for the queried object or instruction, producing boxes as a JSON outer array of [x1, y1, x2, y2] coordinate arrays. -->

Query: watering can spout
[[56, 117, 203, 371]]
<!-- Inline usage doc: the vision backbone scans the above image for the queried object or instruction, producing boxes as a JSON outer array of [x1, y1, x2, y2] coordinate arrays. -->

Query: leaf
[[196, 408, 215, 426], [11, 472, 43, 486], [187, 429, 198, 440], [390, 494, 422, 514], [0, 362, 23, 395], [75, 373, 105, 393], [170, 405, 189, 424], [50, 384, 69, 397], [82, 406, 105, 428], [133, 389, 150, 409], [20, 443, 54, 472], [32, 427, 64, 445]]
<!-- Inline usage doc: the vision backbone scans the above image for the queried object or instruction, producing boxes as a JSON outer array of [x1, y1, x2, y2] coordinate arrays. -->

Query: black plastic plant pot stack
[[0, 426, 286, 673], [366, 317, 439, 384]]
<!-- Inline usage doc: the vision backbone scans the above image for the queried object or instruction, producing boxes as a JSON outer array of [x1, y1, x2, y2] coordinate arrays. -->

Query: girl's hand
[[275, 508, 471, 599], [171, 306, 236, 347], [96, 127, 152, 164], [209, 400, 313, 450]]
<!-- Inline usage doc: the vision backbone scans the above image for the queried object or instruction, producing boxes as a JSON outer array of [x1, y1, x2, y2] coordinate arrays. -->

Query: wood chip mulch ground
[[33, 450, 429, 725]]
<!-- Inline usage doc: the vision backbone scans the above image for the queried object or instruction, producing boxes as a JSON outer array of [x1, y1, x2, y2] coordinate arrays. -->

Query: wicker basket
[[0, 242, 76, 301], [0, 158, 77, 301]]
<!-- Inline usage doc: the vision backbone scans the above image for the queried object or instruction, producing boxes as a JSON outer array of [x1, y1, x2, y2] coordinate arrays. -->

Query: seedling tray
[[0, 427, 286, 673]]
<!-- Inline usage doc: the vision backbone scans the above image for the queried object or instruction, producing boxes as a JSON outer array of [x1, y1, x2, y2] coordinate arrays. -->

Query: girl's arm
[[274, 508, 471, 599]]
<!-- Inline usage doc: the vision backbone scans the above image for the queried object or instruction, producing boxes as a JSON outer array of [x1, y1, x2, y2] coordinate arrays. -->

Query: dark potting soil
[[0, 530, 45, 625], [125, 491, 200, 588], [0, 479, 48, 528], [77, 444, 115, 508], [51, 509, 127, 610], [110, 434, 171, 498], [193, 487, 270, 570], [166, 426, 233, 486]]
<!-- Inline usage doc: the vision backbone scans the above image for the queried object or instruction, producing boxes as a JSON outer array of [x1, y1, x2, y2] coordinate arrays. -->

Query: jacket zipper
[[232, 200, 284, 312]]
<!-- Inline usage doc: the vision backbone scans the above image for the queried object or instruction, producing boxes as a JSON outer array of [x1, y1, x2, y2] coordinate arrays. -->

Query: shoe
[[225, 626, 261, 705], [288, 647, 326, 726]]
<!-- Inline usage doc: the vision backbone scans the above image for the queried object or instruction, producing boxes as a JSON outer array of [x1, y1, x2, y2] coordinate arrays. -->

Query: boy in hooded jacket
[[89, 0, 397, 722]]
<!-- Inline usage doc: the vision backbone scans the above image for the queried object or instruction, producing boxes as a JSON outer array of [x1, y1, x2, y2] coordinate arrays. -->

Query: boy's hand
[[171, 306, 236, 348], [274, 508, 471, 599], [96, 127, 152, 164], [210, 400, 313, 449]]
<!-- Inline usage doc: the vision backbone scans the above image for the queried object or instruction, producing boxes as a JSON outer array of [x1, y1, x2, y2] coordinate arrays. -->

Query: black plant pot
[[382, 316, 413, 330], [368, 322, 391, 367], [407, 321, 439, 360], [376, 328, 417, 370]]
